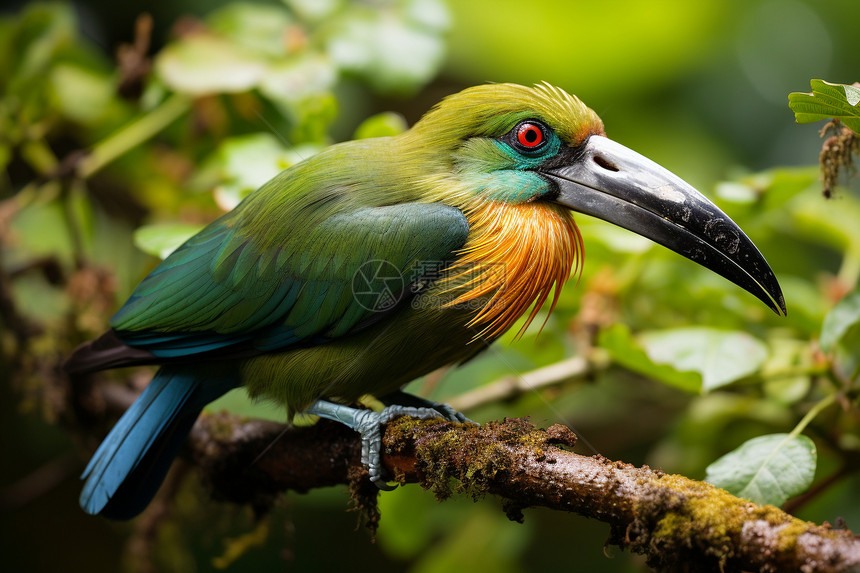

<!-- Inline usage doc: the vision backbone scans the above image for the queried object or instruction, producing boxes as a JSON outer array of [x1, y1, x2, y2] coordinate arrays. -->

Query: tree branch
[[186, 411, 860, 573]]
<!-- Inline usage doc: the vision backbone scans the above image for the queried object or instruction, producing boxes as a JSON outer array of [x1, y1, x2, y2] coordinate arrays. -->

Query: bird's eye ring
[[512, 121, 547, 152]]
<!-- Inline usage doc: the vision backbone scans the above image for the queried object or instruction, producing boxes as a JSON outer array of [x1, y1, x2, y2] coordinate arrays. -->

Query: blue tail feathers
[[80, 368, 237, 520]]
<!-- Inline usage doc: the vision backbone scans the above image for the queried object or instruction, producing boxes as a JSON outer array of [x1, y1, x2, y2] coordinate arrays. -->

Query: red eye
[[516, 122, 544, 148]]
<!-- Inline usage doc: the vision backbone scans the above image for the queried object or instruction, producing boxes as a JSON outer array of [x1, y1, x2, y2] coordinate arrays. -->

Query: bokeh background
[[2, 0, 859, 571]]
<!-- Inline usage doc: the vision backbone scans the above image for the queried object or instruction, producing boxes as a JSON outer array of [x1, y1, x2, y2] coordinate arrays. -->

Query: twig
[[76, 94, 191, 179], [447, 350, 609, 411], [117, 13, 153, 100]]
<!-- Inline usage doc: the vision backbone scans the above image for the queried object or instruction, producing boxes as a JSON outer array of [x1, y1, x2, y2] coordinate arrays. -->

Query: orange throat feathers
[[442, 201, 583, 340]]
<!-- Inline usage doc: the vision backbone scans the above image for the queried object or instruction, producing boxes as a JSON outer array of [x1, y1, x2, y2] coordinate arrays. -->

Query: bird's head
[[408, 83, 786, 317]]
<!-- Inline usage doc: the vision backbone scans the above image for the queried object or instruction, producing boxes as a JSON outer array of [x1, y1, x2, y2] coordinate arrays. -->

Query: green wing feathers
[[111, 202, 469, 357]]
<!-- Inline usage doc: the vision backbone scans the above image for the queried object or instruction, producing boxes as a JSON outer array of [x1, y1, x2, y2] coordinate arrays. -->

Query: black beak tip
[[771, 290, 788, 317]]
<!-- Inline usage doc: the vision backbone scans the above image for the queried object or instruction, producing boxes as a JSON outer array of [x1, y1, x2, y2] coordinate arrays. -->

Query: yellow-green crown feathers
[[410, 82, 604, 147]]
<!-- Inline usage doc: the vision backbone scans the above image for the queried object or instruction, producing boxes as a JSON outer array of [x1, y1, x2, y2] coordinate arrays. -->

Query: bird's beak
[[541, 135, 786, 315]]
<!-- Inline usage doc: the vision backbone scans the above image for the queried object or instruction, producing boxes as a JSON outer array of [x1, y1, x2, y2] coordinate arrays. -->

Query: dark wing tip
[[64, 330, 159, 374]]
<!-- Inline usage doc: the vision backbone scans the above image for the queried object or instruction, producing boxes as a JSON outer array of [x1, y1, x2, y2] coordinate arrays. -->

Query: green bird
[[66, 83, 785, 519]]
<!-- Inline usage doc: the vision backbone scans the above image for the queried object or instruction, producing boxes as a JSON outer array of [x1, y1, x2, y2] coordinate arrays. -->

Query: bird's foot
[[357, 405, 446, 490], [303, 399, 470, 490]]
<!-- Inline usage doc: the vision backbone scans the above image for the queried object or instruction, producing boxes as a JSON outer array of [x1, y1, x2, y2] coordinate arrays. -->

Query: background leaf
[[353, 111, 408, 139], [820, 291, 860, 353], [598, 324, 701, 392], [639, 327, 769, 392], [196, 133, 321, 210], [133, 222, 205, 259], [705, 433, 817, 506], [155, 34, 267, 95]]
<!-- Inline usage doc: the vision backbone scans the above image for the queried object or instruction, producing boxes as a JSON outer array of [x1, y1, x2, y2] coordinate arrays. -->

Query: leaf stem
[[787, 392, 837, 440], [77, 94, 191, 179]]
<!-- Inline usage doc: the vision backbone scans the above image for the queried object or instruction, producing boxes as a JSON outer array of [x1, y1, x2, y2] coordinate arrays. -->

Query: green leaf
[[326, 1, 448, 94], [8, 195, 76, 266], [639, 327, 768, 392], [207, 3, 294, 57], [353, 111, 408, 139], [846, 84, 860, 107], [714, 181, 759, 205], [598, 324, 701, 393], [133, 223, 204, 259], [286, 0, 342, 22], [788, 79, 860, 134], [706, 433, 817, 506], [820, 291, 860, 353], [199, 133, 320, 210], [6, 3, 76, 85], [49, 63, 114, 125], [259, 55, 337, 105], [155, 34, 267, 95], [288, 93, 339, 144]]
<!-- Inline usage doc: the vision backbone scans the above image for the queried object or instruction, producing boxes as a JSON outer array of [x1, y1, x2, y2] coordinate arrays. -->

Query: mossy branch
[[182, 411, 860, 573]]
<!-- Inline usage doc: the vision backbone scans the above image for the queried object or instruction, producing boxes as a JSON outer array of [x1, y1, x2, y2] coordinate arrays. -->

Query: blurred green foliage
[[1, 1, 860, 572]]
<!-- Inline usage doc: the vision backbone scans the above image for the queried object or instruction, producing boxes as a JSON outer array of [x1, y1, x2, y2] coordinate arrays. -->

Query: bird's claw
[[355, 405, 445, 490], [304, 398, 472, 490], [380, 391, 475, 425], [429, 402, 473, 424]]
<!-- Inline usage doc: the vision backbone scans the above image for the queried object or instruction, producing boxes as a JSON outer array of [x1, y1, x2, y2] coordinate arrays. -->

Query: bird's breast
[[436, 200, 583, 340]]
